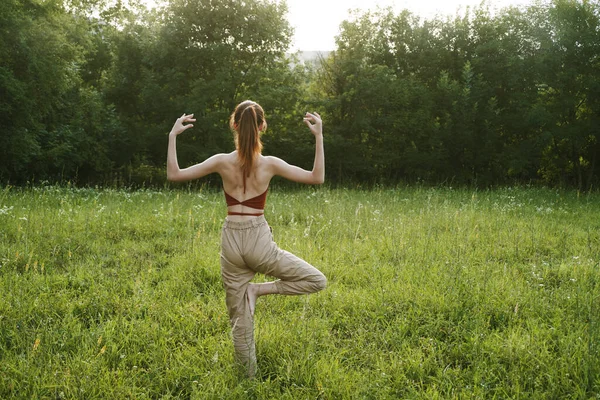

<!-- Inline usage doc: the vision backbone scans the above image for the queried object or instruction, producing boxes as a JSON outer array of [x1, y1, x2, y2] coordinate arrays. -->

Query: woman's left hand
[[303, 112, 322, 137], [170, 113, 196, 136]]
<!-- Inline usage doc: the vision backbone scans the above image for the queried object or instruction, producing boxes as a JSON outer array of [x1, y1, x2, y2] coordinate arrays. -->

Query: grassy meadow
[[0, 185, 598, 399]]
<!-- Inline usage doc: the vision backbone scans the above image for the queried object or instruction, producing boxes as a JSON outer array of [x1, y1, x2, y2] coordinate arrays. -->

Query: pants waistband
[[223, 215, 267, 230]]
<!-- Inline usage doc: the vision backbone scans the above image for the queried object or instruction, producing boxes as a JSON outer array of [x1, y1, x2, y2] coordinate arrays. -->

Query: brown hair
[[229, 100, 265, 192]]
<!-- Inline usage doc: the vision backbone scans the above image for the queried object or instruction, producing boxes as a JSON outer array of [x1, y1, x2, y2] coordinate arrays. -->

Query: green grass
[[0, 185, 598, 399]]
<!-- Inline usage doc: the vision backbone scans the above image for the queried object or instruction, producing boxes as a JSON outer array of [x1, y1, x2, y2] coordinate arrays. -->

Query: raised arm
[[167, 113, 223, 182], [270, 112, 325, 185]]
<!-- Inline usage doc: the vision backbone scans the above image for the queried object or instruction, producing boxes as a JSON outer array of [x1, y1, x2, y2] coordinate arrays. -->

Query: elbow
[[166, 171, 180, 182], [312, 175, 325, 185]]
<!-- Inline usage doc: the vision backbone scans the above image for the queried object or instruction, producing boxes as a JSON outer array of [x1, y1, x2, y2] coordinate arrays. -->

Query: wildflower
[[0, 205, 13, 215]]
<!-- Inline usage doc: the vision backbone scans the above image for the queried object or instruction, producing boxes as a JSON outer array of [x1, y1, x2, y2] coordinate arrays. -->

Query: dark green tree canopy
[[0, 0, 598, 188]]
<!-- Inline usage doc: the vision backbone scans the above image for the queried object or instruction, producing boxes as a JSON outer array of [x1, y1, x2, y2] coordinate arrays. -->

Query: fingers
[[173, 113, 195, 135], [304, 112, 322, 123], [179, 113, 194, 120], [181, 116, 195, 131], [176, 114, 196, 131]]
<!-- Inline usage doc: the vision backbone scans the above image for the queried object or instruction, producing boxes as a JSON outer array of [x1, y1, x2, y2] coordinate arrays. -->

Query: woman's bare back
[[166, 111, 324, 219], [220, 152, 273, 220]]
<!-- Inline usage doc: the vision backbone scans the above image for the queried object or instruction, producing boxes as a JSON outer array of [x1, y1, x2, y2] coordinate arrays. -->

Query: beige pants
[[220, 215, 327, 377]]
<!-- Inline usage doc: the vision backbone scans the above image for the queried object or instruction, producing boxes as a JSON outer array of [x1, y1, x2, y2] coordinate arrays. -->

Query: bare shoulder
[[169, 151, 233, 182], [204, 152, 231, 168], [212, 151, 237, 173], [219, 151, 237, 162], [261, 154, 319, 184], [262, 155, 286, 169]]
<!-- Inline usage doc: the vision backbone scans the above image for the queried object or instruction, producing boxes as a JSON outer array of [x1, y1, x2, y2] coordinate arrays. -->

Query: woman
[[166, 100, 327, 377]]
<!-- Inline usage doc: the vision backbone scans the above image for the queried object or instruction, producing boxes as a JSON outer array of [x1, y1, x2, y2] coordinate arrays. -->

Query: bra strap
[[227, 211, 264, 216]]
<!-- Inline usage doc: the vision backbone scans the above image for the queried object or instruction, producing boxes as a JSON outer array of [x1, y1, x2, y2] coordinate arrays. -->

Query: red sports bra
[[224, 188, 268, 216]]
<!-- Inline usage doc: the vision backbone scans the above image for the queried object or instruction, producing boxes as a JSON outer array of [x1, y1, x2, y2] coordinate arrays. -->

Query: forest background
[[1, 0, 599, 189]]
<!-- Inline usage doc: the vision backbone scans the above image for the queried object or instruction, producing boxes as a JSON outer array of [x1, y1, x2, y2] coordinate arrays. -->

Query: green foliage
[[1, 0, 599, 187], [103, 0, 306, 184], [0, 0, 300, 185], [0, 186, 598, 397], [314, 0, 600, 187], [0, 0, 125, 183]]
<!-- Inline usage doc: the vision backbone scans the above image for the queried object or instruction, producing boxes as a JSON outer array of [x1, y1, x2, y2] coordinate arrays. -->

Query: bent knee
[[310, 272, 327, 292]]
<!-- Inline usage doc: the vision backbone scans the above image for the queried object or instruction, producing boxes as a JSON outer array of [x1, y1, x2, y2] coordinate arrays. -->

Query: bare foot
[[246, 284, 259, 316]]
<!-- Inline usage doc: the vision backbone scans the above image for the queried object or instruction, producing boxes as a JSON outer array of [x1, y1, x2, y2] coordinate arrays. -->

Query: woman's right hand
[[170, 113, 196, 136], [303, 112, 322, 137]]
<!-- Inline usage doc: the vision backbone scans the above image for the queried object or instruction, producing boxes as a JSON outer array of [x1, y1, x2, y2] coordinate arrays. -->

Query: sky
[[286, 0, 531, 51]]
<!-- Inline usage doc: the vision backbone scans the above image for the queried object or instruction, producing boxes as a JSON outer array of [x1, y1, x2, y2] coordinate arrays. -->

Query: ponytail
[[229, 100, 264, 192]]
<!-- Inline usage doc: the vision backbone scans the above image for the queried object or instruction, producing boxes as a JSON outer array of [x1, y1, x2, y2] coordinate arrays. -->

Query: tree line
[[1, 0, 598, 188]]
